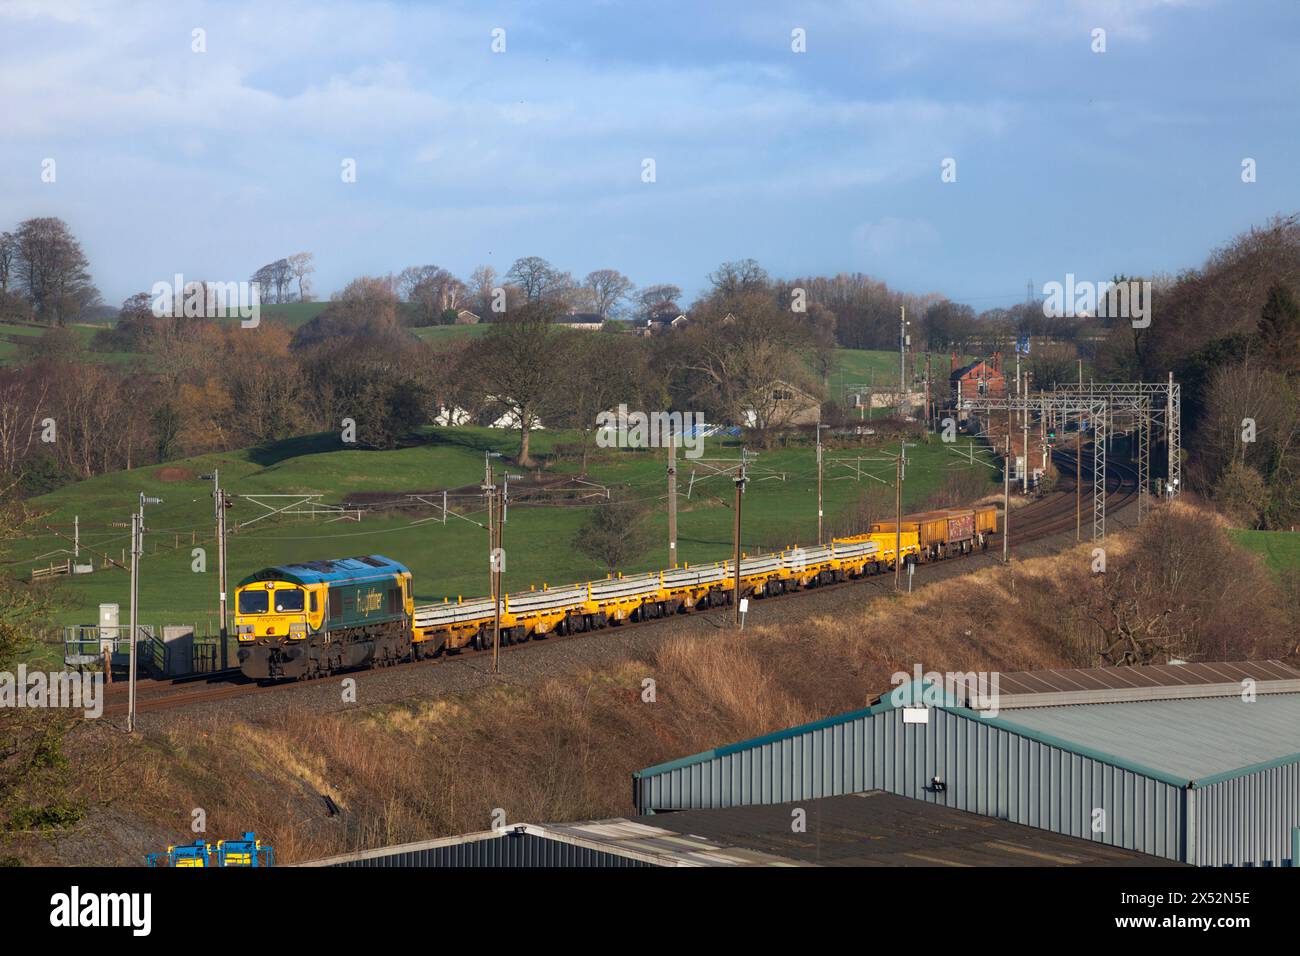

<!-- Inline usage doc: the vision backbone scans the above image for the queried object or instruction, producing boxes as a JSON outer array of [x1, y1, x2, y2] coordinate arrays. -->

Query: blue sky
[[1, 0, 1297, 309]]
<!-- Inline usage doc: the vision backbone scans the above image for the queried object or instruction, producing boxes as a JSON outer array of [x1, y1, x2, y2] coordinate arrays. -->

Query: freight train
[[234, 505, 999, 681]]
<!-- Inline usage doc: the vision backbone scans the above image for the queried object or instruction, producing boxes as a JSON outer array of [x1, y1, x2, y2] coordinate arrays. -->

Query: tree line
[[0, 258, 827, 493], [0, 218, 99, 325], [1087, 215, 1300, 529], [4, 214, 1298, 529]]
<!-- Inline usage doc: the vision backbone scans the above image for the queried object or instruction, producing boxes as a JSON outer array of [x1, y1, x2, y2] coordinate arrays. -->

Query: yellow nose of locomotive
[[235, 582, 308, 642]]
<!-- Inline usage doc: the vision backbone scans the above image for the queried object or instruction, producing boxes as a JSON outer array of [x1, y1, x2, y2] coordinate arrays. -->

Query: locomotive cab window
[[310, 592, 318, 613], [238, 590, 268, 614], [274, 588, 305, 613]]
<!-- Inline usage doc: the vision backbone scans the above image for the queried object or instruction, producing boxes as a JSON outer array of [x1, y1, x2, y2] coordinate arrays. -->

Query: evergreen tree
[[1257, 284, 1300, 374]]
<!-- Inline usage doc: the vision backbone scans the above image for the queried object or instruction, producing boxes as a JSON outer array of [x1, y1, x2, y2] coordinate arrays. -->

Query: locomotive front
[[234, 576, 322, 680], [234, 556, 414, 681]]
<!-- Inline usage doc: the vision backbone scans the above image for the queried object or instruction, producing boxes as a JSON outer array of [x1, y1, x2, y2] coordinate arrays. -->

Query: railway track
[[1006, 447, 1139, 543], [102, 447, 1142, 721]]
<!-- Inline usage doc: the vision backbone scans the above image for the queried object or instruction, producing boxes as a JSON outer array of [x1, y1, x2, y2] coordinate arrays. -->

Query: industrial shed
[[302, 791, 1175, 867], [633, 661, 1300, 867]]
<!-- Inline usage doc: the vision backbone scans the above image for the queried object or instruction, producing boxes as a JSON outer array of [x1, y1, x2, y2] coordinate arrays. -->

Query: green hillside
[[0, 321, 135, 366], [1231, 529, 1300, 573], [410, 323, 491, 343]]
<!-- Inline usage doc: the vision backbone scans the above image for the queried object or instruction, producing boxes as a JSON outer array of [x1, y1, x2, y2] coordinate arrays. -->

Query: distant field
[[831, 349, 905, 391], [410, 323, 491, 343], [1231, 529, 1300, 573], [4, 315, 918, 378], [0, 321, 135, 366], [253, 301, 331, 327], [828, 349, 974, 415], [11, 426, 996, 627], [204, 301, 329, 327]]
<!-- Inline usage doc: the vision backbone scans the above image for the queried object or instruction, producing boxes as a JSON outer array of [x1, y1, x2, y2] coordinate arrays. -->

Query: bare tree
[[707, 258, 769, 297], [505, 256, 574, 304], [1194, 361, 1297, 490], [0, 232, 15, 293], [459, 302, 567, 465], [1140, 214, 1300, 380], [399, 265, 466, 324], [467, 265, 499, 318], [584, 269, 633, 320], [551, 332, 653, 472], [0, 371, 49, 477], [251, 258, 293, 304], [250, 263, 275, 303], [287, 252, 315, 302], [666, 292, 819, 446], [1082, 506, 1290, 664], [637, 283, 682, 318], [12, 218, 98, 324]]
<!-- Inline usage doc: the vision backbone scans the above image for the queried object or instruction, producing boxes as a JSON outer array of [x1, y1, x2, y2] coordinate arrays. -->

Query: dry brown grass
[[9, 500, 1291, 866]]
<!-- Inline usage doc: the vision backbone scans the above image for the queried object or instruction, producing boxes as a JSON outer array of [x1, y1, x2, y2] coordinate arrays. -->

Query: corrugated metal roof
[[300, 821, 792, 867], [979, 660, 1300, 709], [994, 693, 1300, 786], [302, 792, 1181, 867], [640, 662, 1300, 789], [636, 791, 1180, 867]]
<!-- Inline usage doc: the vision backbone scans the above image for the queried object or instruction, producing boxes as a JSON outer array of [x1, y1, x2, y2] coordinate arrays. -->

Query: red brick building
[[950, 352, 1006, 405]]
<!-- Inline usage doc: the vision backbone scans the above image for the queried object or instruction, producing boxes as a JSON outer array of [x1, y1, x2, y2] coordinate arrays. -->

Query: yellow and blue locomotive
[[234, 555, 414, 680]]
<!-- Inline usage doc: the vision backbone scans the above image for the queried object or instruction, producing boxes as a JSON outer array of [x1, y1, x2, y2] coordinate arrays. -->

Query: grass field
[[11, 425, 997, 628], [828, 348, 974, 399], [1230, 529, 1300, 573], [0, 321, 135, 366], [410, 323, 492, 343], [830, 348, 907, 391], [255, 302, 330, 326]]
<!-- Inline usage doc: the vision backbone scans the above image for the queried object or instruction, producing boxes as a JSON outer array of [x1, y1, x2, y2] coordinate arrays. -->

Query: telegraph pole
[[127, 512, 139, 733], [128, 492, 162, 732], [1015, 346, 1021, 421], [491, 481, 502, 674], [894, 453, 903, 590], [1003, 435, 1011, 564], [898, 305, 908, 417], [816, 422, 825, 544], [207, 470, 230, 671], [1004, 396, 1013, 564], [483, 453, 499, 667], [924, 352, 932, 433], [667, 428, 678, 566], [1022, 374, 1031, 494], [1007, 390, 1014, 494], [732, 451, 749, 628]]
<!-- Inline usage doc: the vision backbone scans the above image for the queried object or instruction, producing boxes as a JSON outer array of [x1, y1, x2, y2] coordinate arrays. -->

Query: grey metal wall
[[330, 832, 649, 867], [1192, 761, 1300, 867], [637, 706, 1186, 861]]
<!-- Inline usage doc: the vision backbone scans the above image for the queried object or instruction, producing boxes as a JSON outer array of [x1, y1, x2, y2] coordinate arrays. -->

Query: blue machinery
[[146, 831, 273, 867]]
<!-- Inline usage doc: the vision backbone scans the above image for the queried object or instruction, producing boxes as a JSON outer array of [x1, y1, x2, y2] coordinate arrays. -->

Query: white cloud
[[851, 217, 941, 257]]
